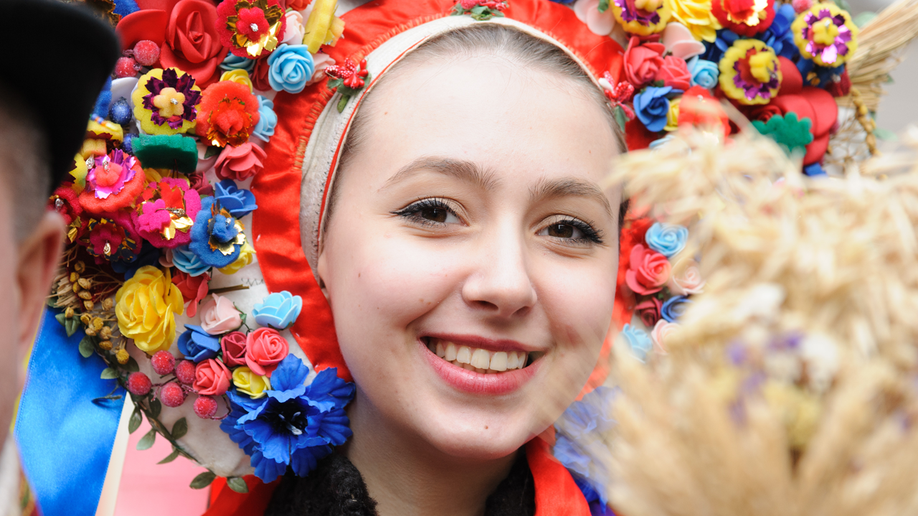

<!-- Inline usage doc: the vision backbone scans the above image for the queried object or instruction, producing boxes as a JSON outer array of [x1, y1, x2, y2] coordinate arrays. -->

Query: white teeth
[[471, 348, 490, 369], [445, 343, 457, 361], [490, 352, 507, 372], [428, 339, 531, 373], [508, 351, 519, 369], [456, 346, 472, 365], [436, 342, 446, 358]]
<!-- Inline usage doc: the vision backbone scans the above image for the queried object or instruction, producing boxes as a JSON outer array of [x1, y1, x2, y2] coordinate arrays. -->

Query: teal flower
[[752, 112, 814, 156]]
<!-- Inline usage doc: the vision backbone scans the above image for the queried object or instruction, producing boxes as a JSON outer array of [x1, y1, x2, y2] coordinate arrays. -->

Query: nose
[[461, 226, 537, 318]]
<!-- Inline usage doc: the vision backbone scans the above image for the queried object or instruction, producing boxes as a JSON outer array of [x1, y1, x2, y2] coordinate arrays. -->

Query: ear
[[16, 211, 65, 363], [315, 245, 330, 302]]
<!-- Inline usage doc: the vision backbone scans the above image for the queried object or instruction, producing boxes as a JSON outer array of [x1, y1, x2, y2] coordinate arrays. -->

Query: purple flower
[[141, 68, 201, 129]]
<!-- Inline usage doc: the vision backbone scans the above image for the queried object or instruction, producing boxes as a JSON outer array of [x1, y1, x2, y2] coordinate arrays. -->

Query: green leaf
[[78, 336, 94, 358], [55, 313, 67, 327], [598, 0, 610, 12], [126, 357, 140, 373], [203, 146, 221, 160], [853, 11, 877, 28], [613, 105, 628, 132], [189, 471, 217, 490], [226, 477, 249, 494], [874, 127, 898, 141], [136, 429, 156, 451], [171, 418, 188, 440], [150, 399, 162, 418], [64, 318, 79, 337], [100, 368, 119, 380], [128, 406, 142, 434], [470, 4, 486, 13], [157, 447, 181, 465], [336, 95, 349, 113]]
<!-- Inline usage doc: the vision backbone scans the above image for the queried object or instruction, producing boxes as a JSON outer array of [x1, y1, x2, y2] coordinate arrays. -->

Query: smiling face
[[316, 45, 621, 461]]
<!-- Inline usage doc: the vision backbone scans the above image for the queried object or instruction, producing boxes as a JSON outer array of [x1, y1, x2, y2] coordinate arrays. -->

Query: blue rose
[[687, 57, 719, 90], [760, 4, 799, 60], [661, 295, 691, 323], [189, 197, 243, 268], [214, 180, 258, 218], [645, 222, 688, 258], [220, 53, 256, 72], [267, 44, 315, 94], [633, 86, 673, 133], [700, 29, 739, 63], [177, 324, 221, 362], [173, 244, 210, 276], [252, 95, 277, 142], [621, 323, 653, 362], [253, 291, 303, 329]]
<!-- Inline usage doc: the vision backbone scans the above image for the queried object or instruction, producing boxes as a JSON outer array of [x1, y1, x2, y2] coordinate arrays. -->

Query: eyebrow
[[381, 157, 500, 191], [529, 177, 615, 219]]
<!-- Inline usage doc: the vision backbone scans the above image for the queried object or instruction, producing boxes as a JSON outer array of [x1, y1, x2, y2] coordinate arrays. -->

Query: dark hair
[[326, 23, 627, 232]]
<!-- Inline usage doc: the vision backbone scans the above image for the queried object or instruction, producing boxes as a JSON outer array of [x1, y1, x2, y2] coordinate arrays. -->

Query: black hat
[[1, 0, 120, 192]]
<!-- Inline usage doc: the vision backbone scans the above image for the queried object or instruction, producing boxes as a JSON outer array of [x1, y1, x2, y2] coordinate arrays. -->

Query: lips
[[420, 335, 541, 395]]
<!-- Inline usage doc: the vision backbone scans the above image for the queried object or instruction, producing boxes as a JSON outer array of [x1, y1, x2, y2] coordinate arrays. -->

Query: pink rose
[[221, 331, 248, 368], [200, 294, 243, 335], [172, 270, 210, 317], [280, 10, 305, 46], [668, 259, 705, 295], [573, 0, 616, 36], [193, 358, 231, 396], [307, 53, 336, 86], [625, 244, 671, 295], [635, 297, 662, 327], [655, 56, 692, 92], [623, 37, 666, 89], [651, 320, 678, 353], [215, 143, 267, 182], [245, 327, 289, 377]]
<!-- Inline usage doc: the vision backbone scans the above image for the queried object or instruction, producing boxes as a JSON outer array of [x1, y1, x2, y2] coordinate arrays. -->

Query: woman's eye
[[392, 198, 461, 226], [539, 217, 603, 245]]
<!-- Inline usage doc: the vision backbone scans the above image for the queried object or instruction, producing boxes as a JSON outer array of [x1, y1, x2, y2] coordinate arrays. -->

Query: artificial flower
[[221, 53, 256, 73], [194, 358, 232, 396], [189, 196, 247, 268], [668, 258, 705, 295], [281, 10, 306, 46], [253, 291, 303, 329], [645, 222, 688, 257], [623, 37, 665, 88], [661, 21, 706, 59], [651, 319, 678, 353], [67, 153, 88, 192], [172, 244, 211, 276], [195, 80, 261, 147], [232, 366, 271, 398], [216, 0, 287, 59], [221, 355, 354, 482], [222, 331, 249, 368], [325, 58, 370, 111], [177, 324, 221, 362], [200, 294, 244, 335], [115, 265, 184, 355], [553, 386, 617, 503], [132, 178, 202, 248], [252, 96, 277, 142], [78, 150, 145, 214], [625, 243, 671, 295], [687, 56, 720, 89], [219, 242, 256, 275], [160, 0, 228, 84], [214, 180, 258, 218], [635, 297, 662, 327], [172, 270, 210, 317], [752, 112, 814, 155], [267, 44, 315, 94], [712, 0, 776, 37], [765, 57, 837, 164], [621, 323, 653, 362], [83, 213, 143, 264], [678, 85, 731, 136], [251, 55, 273, 92], [791, 3, 858, 67], [215, 142, 267, 182], [612, 0, 672, 35], [245, 327, 289, 377], [656, 55, 692, 91], [49, 186, 82, 228], [132, 68, 201, 135], [573, 0, 617, 36], [220, 69, 254, 92], [760, 3, 800, 59], [661, 295, 691, 322], [307, 53, 336, 86], [303, 0, 346, 53], [664, 97, 681, 131], [719, 39, 782, 105], [633, 86, 673, 132], [667, 0, 722, 42]]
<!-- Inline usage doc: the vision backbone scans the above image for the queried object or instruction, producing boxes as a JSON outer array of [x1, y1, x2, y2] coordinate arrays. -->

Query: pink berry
[[126, 372, 152, 396], [792, 0, 812, 13], [115, 56, 138, 78], [132, 40, 161, 67], [175, 360, 196, 385], [160, 382, 186, 408], [151, 351, 176, 376], [193, 396, 218, 419]]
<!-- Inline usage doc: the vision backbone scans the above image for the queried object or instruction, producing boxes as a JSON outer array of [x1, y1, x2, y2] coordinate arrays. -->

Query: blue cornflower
[[222, 355, 355, 483]]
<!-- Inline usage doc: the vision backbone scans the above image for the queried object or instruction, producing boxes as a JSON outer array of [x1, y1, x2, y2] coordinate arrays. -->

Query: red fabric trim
[[203, 476, 277, 516], [526, 436, 592, 516]]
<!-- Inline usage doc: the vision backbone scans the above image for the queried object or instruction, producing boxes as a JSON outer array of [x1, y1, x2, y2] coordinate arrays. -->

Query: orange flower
[[195, 81, 260, 147]]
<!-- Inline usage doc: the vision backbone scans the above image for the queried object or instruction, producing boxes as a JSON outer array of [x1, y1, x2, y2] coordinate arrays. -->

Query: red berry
[[160, 382, 186, 408], [193, 396, 218, 419], [132, 40, 161, 67], [115, 56, 138, 78], [175, 360, 196, 384], [151, 351, 176, 376], [126, 372, 152, 396]]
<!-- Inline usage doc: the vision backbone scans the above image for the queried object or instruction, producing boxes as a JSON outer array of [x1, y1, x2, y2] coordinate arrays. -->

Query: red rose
[[172, 270, 210, 317], [623, 37, 665, 88], [159, 0, 228, 85], [215, 143, 267, 182], [245, 327, 289, 377], [678, 86, 730, 137], [221, 331, 248, 368], [193, 358, 231, 396], [635, 297, 662, 327], [655, 56, 691, 92], [625, 244, 671, 296], [251, 57, 272, 92]]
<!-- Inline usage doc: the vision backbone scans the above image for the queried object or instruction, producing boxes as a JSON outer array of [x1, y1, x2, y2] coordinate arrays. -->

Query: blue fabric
[[16, 309, 124, 516]]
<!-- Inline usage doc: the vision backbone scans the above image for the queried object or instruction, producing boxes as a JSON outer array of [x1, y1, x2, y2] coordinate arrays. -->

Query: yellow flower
[[220, 69, 254, 93], [115, 266, 184, 354], [668, 0, 722, 42], [664, 98, 681, 132], [303, 0, 345, 53], [718, 39, 782, 105], [218, 242, 256, 275], [613, 0, 672, 36], [68, 153, 88, 192], [233, 366, 271, 398], [132, 68, 200, 136], [791, 3, 859, 67]]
